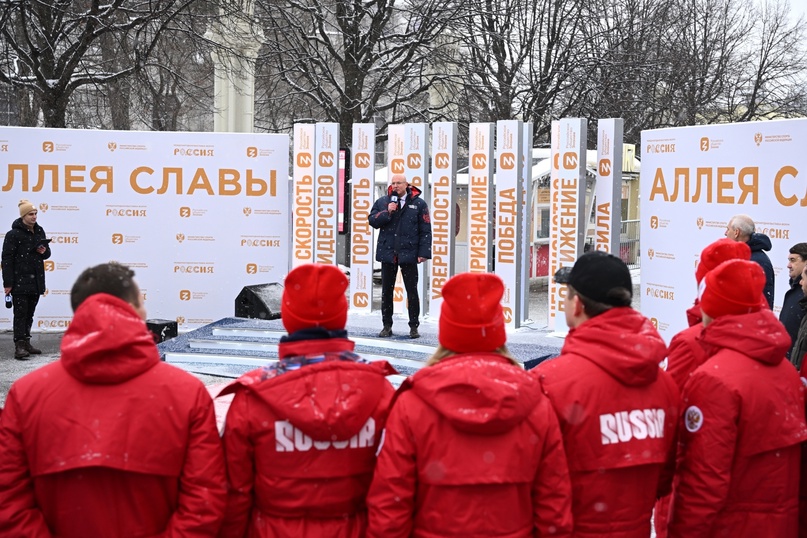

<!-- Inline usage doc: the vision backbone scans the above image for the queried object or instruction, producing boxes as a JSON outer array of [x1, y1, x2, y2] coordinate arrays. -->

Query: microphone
[[391, 194, 398, 204]]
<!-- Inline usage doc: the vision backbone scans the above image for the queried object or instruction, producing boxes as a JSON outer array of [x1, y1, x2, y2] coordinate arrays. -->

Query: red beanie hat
[[700, 259, 765, 319], [281, 264, 348, 334], [695, 238, 751, 284], [439, 273, 507, 353]]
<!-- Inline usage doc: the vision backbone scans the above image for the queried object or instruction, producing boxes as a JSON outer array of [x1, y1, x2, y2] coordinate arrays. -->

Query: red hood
[[387, 184, 423, 199], [562, 308, 667, 387], [686, 299, 702, 327], [700, 309, 790, 365], [243, 360, 395, 441], [409, 353, 543, 435], [60, 293, 160, 384]]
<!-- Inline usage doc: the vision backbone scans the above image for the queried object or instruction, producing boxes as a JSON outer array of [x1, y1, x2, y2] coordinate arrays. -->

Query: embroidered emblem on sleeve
[[685, 405, 704, 433]]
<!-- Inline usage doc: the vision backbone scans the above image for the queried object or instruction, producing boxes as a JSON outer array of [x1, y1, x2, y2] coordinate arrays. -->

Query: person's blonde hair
[[426, 344, 520, 367]]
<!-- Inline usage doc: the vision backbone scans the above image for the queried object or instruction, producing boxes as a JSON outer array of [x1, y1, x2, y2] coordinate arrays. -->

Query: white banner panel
[[467, 123, 495, 273], [521, 122, 533, 322], [548, 121, 563, 330], [595, 119, 623, 255], [405, 123, 429, 318], [292, 123, 315, 267], [495, 120, 523, 329], [641, 119, 806, 342], [314, 122, 339, 265], [0, 126, 289, 333], [548, 118, 587, 332], [349, 124, 376, 313], [388, 124, 406, 314], [428, 122, 457, 319]]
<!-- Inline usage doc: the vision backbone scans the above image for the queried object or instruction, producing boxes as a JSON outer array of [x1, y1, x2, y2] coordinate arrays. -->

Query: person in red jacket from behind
[[367, 272, 573, 538], [669, 260, 807, 537], [654, 238, 751, 538], [663, 238, 751, 388], [217, 263, 397, 538], [534, 251, 680, 538], [0, 262, 227, 537]]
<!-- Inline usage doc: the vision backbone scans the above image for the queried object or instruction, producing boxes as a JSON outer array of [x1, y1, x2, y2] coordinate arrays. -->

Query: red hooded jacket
[[669, 309, 807, 537], [533, 307, 680, 538], [654, 303, 707, 538], [367, 353, 573, 538], [217, 337, 396, 538], [0, 293, 226, 537]]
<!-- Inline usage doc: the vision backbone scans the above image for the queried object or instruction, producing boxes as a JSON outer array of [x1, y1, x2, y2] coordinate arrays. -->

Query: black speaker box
[[235, 283, 283, 320], [146, 319, 178, 343]]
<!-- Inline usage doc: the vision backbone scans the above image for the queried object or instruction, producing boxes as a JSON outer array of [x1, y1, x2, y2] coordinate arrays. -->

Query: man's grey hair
[[729, 214, 755, 236]]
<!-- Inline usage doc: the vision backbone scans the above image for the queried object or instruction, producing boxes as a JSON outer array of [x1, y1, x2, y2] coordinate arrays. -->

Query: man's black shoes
[[14, 341, 30, 360], [409, 327, 420, 339], [378, 327, 393, 338]]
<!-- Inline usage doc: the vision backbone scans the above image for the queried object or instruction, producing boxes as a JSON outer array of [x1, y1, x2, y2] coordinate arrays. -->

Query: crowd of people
[[0, 198, 806, 537]]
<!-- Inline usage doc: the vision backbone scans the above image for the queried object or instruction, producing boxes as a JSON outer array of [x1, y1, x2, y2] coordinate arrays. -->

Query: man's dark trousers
[[380, 262, 420, 329], [12, 293, 39, 341]]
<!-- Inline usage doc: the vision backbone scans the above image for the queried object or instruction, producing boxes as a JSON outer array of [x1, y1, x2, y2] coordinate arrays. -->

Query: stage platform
[[158, 312, 568, 389]]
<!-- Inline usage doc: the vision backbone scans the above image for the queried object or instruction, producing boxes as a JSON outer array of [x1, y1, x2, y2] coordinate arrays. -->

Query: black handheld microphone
[[390, 194, 399, 210]]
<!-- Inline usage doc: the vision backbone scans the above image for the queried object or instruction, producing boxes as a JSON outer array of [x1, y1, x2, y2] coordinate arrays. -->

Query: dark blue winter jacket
[[779, 275, 805, 360], [747, 232, 775, 308], [368, 185, 431, 264]]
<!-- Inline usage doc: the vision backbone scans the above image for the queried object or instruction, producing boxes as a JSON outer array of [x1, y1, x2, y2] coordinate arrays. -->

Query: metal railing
[[619, 219, 641, 270]]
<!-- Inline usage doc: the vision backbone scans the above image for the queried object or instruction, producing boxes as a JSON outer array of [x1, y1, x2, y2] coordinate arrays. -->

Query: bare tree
[[722, 0, 807, 121], [252, 0, 463, 144], [571, 0, 806, 145], [574, 0, 681, 144], [0, 0, 216, 128]]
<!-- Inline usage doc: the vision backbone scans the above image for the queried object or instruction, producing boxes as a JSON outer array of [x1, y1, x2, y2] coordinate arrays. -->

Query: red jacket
[[664, 324, 707, 392], [655, 315, 707, 538], [533, 307, 680, 538], [217, 336, 396, 538], [0, 293, 226, 537], [669, 309, 807, 537], [367, 353, 573, 538]]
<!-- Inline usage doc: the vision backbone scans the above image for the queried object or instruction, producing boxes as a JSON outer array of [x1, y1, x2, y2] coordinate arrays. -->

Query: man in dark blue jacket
[[725, 214, 775, 308], [368, 175, 431, 338], [780, 242, 807, 362]]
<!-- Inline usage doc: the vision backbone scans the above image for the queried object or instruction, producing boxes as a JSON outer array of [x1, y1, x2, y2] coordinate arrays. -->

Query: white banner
[[595, 119, 623, 255], [314, 122, 339, 265], [292, 123, 315, 267], [388, 124, 406, 314], [0, 127, 289, 333], [428, 122, 457, 319], [495, 120, 523, 329], [641, 119, 806, 342], [349, 124, 376, 313], [467, 123, 495, 274], [521, 122, 533, 322], [405, 123, 429, 319], [547, 118, 587, 332], [548, 121, 562, 330]]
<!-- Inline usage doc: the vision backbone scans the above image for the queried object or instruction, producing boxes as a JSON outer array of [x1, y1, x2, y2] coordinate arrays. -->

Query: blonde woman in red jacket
[[218, 264, 396, 538], [367, 272, 573, 538], [669, 260, 807, 537]]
